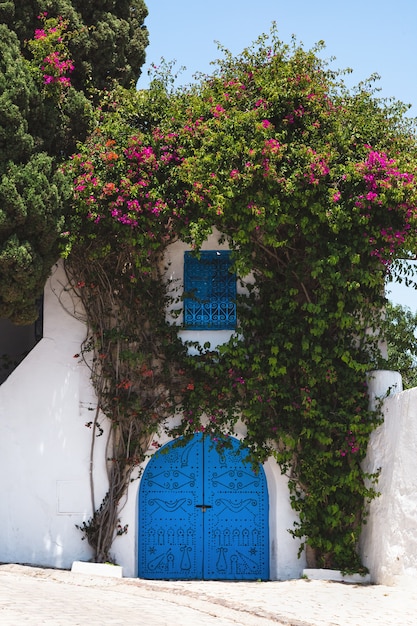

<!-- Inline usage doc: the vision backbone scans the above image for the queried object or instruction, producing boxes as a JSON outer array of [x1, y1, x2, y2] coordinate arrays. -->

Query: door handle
[[195, 504, 212, 512]]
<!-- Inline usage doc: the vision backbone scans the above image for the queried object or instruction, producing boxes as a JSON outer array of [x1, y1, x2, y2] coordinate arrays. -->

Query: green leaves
[[379, 301, 417, 388]]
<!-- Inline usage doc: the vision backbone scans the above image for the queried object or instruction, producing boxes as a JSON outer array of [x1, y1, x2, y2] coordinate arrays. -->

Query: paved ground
[[0, 564, 416, 625]]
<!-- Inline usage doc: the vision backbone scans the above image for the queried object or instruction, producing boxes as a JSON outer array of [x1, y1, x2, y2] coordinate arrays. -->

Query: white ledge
[[303, 568, 371, 584], [71, 561, 123, 578]]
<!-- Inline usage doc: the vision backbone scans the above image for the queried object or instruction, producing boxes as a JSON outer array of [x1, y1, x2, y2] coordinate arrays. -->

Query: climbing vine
[[64, 29, 417, 569], [62, 101, 191, 561], [64, 243, 188, 562]]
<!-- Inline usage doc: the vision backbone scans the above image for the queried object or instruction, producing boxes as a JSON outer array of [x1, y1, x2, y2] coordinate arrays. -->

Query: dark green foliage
[[4, 0, 148, 93], [381, 301, 417, 388], [0, 1, 148, 322], [0, 25, 36, 173], [0, 154, 71, 322]]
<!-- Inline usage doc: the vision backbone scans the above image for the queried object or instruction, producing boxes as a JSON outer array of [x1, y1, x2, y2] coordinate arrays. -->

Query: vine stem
[[89, 389, 103, 516]]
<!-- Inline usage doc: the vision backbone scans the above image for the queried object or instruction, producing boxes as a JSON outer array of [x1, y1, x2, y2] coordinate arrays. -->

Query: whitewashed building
[[0, 234, 415, 584]]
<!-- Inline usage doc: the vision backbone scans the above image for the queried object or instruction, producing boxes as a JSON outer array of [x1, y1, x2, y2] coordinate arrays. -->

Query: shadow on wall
[[0, 298, 43, 384]]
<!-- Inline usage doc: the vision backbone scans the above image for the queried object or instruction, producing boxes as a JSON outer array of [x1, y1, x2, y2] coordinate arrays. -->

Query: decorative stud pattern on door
[[138, 433, 269, 580]]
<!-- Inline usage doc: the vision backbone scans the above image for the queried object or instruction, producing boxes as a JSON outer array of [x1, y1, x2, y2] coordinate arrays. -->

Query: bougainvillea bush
[[65, 29, 417, 569]]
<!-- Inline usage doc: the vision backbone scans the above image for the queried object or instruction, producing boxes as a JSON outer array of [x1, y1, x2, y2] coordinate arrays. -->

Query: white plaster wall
[[263, 456, 307, 579], [0, 262, 109, 569], [5, 259, 417, 585], [361, 370, 417, 585], [0, 246, 305, 579]]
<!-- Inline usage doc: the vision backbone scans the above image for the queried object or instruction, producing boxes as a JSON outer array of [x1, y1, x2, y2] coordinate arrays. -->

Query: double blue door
[[138, 433, 269, 580]]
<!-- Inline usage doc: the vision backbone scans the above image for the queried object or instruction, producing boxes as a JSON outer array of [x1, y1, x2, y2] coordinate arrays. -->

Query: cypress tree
[[0, 1, 148, 322]]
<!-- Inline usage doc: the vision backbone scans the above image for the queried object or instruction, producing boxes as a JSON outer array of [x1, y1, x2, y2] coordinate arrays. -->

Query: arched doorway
[[138, 432, 269, 580]]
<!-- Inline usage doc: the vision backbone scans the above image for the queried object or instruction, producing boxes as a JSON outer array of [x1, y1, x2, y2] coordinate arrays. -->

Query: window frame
[[183, 250, 237, 330]]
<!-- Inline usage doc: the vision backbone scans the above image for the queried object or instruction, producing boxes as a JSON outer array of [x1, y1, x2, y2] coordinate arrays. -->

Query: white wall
[[0, 251, 305, 579], [263, 456, 307, 579], [10, 254, 417, 584], [361, 370, 417, 585], [0, 262, 109, 569]]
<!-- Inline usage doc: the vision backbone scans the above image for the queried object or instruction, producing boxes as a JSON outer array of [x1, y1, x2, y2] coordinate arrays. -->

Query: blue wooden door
[[138, 433, 269, 580]]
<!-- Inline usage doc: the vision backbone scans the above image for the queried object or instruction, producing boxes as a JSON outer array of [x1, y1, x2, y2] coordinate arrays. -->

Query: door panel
[[138, 433, 269, 580], [203, 436, 269, 580], [138, 435, 203, 578]]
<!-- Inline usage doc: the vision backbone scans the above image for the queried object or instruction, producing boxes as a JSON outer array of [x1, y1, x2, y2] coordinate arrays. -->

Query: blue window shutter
[[184, 251, 236, 330]]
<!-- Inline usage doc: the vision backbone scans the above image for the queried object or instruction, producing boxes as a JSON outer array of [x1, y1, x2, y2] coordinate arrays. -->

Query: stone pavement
[[0, 563, 416, 626]]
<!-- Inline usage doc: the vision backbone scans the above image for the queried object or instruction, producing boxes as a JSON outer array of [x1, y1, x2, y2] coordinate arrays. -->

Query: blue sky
[[140, 0, 417, 309]]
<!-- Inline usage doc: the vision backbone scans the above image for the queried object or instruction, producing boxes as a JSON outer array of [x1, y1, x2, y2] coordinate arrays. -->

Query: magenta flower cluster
[[42, 50, 74, 86], [340, 431, 360, 457], [31, 14, 74, 89], [70, 132, 184, 235], [357, 148, 415, 265]]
